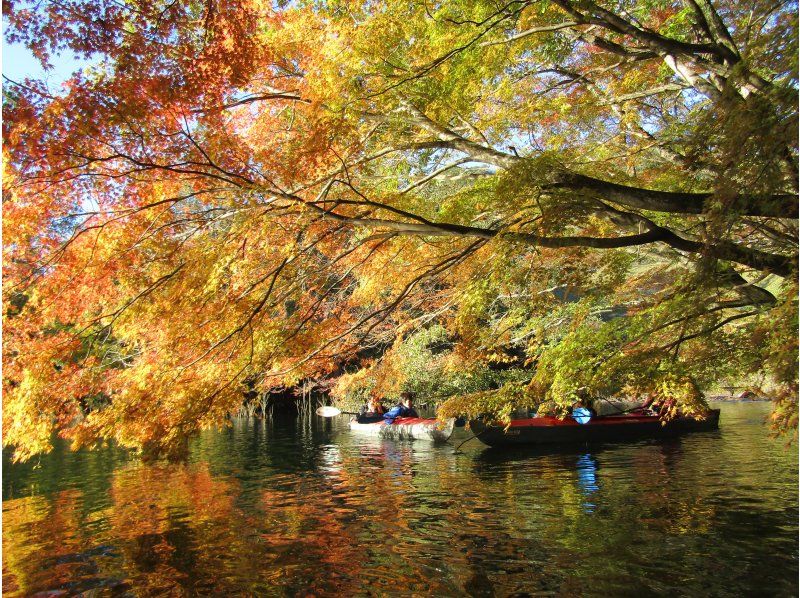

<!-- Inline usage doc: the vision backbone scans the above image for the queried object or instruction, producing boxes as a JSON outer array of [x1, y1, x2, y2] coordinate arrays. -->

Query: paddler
[[399, 392, 419, 418], [357, 396, 385, 423]]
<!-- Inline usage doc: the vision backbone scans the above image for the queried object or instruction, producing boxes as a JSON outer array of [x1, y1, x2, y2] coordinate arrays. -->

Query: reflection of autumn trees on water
[[108, 466, 249, 594], [3, 490, 112, 596], [0, 447, 754, 595], [4, 444, 468, 595], [4, 466, 253, 595], [2, 407, 797, 596]]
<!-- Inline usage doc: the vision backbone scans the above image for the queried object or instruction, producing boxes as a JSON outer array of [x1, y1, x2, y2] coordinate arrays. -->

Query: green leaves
[[3, 0, 796, 460]]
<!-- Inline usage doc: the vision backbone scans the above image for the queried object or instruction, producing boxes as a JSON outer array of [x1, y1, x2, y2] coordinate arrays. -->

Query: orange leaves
[[3, 0, 797, 459]]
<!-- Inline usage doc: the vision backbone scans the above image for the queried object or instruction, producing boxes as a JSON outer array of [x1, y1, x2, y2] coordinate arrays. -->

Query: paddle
[[315, 406, 359, 417]]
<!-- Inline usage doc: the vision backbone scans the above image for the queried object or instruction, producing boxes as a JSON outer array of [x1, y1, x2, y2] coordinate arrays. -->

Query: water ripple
[[3, 402, 797, 597]]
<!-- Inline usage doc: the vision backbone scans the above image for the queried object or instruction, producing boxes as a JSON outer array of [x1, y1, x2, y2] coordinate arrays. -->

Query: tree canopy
[[4, 0, 797, 460]]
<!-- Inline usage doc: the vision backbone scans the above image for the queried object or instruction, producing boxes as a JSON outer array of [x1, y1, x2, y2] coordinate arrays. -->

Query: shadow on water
[[2, 402, 797, 597], [473, 429, 723, 464]]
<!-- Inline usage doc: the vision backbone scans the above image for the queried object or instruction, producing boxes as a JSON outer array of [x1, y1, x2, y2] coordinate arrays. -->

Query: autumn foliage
[[4, 0, 797, 460]]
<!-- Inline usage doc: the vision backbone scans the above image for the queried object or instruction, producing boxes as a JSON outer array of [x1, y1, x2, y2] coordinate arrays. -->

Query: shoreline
[[707, 394, 771, 402]]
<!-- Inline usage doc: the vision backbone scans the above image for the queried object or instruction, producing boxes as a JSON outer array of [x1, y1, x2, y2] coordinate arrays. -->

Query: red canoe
[[469, 409, 720, 447]]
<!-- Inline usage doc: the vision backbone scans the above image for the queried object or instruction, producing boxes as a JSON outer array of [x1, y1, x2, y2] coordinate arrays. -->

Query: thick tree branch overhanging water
[[386, 105, 797, 218], [547, 173, 798, 218], [3, 0, 797, 460], [288, 184, 796, 278]]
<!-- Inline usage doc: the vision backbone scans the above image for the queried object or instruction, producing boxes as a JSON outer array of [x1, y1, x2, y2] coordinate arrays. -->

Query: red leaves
[[3, 0, 796, 460]]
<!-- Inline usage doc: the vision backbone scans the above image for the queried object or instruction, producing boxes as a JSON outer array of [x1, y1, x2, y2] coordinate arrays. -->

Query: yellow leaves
[[547, 134, 568, 151], [3, 0, 796, 460], [517, 1, 569, 30], [438, 381, 529, 423], [201, 259, 232, 296], [4, 370, 57, 462], [333, 363, 379, 408]]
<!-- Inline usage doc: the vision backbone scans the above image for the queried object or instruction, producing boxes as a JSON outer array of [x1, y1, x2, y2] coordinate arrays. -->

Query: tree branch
[[549, 172, 799, 218]]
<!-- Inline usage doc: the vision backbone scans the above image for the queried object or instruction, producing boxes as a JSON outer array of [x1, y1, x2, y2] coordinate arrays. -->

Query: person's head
[[400, 391, 414, 408], [368, 396, 380, 409]]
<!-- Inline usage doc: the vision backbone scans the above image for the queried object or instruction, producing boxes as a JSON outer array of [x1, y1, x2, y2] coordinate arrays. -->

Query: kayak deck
[[349, 417, 455, 442]]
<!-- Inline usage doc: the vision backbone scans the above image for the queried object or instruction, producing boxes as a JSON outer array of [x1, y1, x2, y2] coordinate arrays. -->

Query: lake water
[[3, 401, 797, 596]]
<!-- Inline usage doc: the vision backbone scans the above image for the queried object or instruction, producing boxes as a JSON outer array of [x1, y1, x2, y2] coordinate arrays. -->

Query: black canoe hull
[[469, 409, 720, 447]]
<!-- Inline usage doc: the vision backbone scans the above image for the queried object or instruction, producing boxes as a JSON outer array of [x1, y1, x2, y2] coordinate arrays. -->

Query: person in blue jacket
[[383, 392, 419, 424]]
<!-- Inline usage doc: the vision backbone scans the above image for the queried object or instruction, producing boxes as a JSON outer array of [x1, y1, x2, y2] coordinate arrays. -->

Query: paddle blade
[[316, 406, 342, 417]]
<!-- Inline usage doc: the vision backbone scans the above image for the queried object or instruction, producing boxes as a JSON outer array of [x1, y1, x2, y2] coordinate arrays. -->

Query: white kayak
[[348, 416, 455, 442]]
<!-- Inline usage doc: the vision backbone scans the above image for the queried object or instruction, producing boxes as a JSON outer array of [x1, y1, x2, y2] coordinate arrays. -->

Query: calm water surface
[[3, 402, 797, 596]]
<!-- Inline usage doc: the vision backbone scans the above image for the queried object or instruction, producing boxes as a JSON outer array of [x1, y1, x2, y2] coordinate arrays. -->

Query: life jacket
[[572, 407, 593, 425], [383, 405, 404, 424], [384, 404, 418, 423]]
